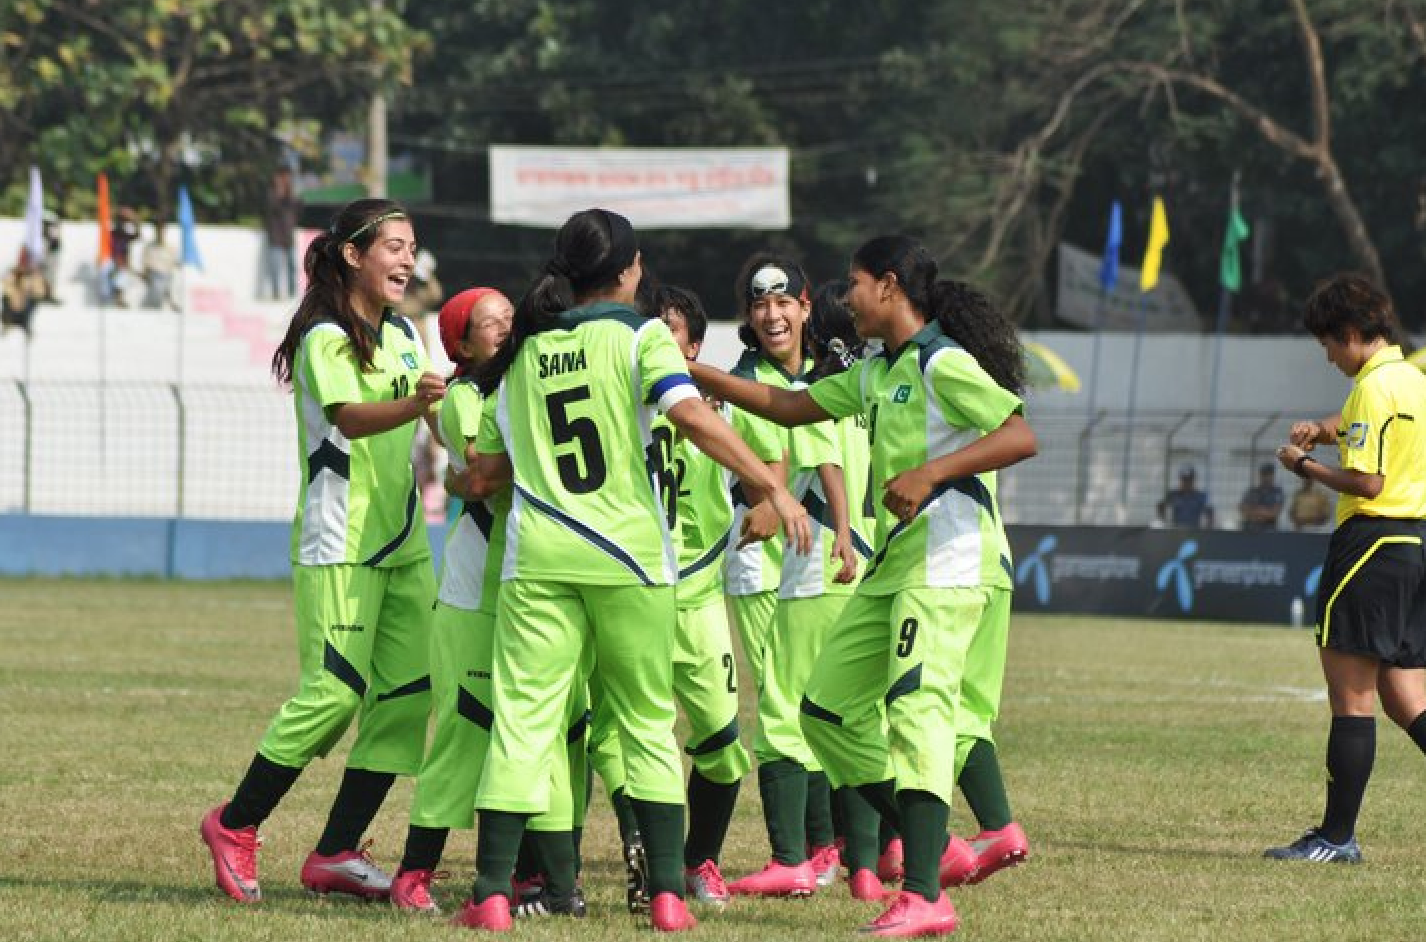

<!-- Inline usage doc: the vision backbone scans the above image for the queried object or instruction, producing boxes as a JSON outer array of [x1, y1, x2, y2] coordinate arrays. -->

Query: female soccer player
[[1267, 273, 1426, 864], [389, 286, 587, 916], [722, 254, 858, 900], [201, 198, 444, 904], [449, 208, 810, 933], [689, 235, 1037, 937]]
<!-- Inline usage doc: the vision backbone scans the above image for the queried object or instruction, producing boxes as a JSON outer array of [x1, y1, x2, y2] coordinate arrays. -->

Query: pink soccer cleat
[[937, 835, 980, 888], [727, 859, 816, 897], [451, 894, 513, 932], [300, 841, 392, 899], [966, 823, 1029, 884], [849, 867, 889, 901], [684, 858, 730, 906], [863, 890, 960, 937], [810, 843, 841, 887], [391, 867, 441, 913], [200, 804, 262, 903], [877, 837, 905, 883], [650, 892, 698, 932]]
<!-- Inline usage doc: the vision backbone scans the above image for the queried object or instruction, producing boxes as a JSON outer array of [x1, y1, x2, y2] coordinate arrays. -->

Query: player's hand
[[1288, 420, 1321, 450], [1276, 443, 1306, 474], [883, 466, 934, 524], [831, 531, 858, 584], [769, 487, 813, 556], [414, 371, 446, 405], [737, 500, 781, 547]]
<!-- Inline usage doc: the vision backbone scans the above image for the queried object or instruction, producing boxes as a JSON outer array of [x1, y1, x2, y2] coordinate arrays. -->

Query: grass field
[[3, 578, 1425, 942]]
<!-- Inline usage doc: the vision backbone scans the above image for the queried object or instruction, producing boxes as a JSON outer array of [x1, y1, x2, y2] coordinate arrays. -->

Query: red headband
[[439, 287, 504, 364]]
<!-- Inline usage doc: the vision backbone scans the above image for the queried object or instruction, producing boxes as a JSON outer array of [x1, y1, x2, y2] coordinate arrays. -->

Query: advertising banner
[[489, 146, 790, 229], [1007, 525, 1329, 624]]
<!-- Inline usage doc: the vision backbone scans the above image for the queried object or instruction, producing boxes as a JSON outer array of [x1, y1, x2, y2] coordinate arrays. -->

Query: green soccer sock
[[879, 815, 900, 853], [610, 787, 641, 847], [685, 770, 740, 868], [805, 770, 835, 849], [630, 798, 686, 897], [758, 759, 808, 865], [472, 810, 530, 903], [835, 786, 881, 872], [899, 789, 949, 903], [958, 738, 1013, 831], [855, 779, 900, 832], [525, 829, 578, 899]]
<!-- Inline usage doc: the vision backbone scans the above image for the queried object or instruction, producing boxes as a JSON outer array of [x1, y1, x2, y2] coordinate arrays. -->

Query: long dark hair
[[807, 278, 864, 380], [477, 208, 638, 393], [271, 198, 409, 385], [852, 235, 1025, 394], [732, 251, 815, 362]]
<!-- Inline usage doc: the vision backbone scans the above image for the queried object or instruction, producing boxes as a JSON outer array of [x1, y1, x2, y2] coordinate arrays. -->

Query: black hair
[[477, 208, 639, 393], [653, 285, 708, 344], [1302, 273, 1402, 345], [272, 198, 409, 385], [635, 264, 662, 316], [852, 235, 1025, 394], [807, 278, 863, 380], [732, 251, 814, 359]]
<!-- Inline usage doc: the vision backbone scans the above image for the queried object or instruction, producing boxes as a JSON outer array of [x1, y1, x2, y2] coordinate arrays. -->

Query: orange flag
[[97, 173, 112, 264]]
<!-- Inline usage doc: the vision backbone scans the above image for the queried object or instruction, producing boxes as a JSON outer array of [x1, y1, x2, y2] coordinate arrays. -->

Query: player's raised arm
[[688, 360, 830, 429]]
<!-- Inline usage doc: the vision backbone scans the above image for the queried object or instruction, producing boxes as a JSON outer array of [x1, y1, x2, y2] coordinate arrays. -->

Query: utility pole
[[367, 0, 388, 198]]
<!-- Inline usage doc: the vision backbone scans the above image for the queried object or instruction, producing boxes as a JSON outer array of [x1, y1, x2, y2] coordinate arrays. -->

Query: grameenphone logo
[[1156, 540, 1198, 612], [1015, 535, 1057, 605], [1305, 564, 1322, 598]]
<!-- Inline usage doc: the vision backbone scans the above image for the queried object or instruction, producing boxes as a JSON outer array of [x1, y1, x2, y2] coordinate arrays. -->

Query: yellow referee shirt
[[1336, 345, 1426, 524]]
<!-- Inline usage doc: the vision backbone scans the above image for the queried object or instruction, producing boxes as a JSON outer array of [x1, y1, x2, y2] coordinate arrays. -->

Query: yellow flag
[[1139, 196, 1170, 292]]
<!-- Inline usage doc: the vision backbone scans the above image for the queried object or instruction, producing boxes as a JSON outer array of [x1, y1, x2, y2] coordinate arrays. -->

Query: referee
[[1269, 273, 1426, 863]]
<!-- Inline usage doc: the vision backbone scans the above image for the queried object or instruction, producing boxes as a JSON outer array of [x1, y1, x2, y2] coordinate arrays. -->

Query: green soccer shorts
[[675, 595, 752, 784], [954, 587, 1011, 776], [258, 560, 435, 774], [478, 580, 684, 814], [755, 594, 850, 768], [799, 585, 999, 806], [408, 602, 589, 832], [728, 591, 778, 695]]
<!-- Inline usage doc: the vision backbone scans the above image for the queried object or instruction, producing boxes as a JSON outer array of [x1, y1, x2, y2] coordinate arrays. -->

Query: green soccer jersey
[[437, 378, 510, 613], [673, 402, 781, 609], [477, 302, 698, 586], [780, 404, 875, 598], [290, 312, 432, 568], [807, 322, 1022, 595]]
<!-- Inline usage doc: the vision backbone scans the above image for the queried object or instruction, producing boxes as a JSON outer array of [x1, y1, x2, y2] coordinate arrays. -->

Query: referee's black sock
[[805, 770, 835, 849], [629, 798, 685, 897], [684, 769, 739, 868], [399, 825, 449, 873], [958, 738, 1014, 831], [836, 786, 881, 873], [899, 789, 949, 903], [314, 767, 396, 856], [473, 810, 530, 903], [1319, 715, 1375, 846], [222, 752, 302, 830], [1405, 709, 1426, 756], [758, 759, 808, 865]]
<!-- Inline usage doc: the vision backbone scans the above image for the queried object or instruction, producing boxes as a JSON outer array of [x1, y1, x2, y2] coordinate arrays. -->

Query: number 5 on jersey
[[545, 385, 607, 493]]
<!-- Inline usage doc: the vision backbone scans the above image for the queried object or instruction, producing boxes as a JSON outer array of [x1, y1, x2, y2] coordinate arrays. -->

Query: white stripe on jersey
[[921, 347, 988, 588], [436, 384, 491, 610], [297, 323, 353, 565], [495, 382, 525, 581]]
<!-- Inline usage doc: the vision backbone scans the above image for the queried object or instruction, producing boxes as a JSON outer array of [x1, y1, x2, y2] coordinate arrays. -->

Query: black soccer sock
[[513, 830, 539, 881], [525, 829, 578, 900], [758, 759, 808, 865], [1405, 709, 1426, 756], [836, 786, 881, 872], [805, 770, 835, 849], [222, 753, 302, 830], [899, 789, 949, 903], [630, 798, 686, 897], [399, 824, 449, 873], [958, 738, 1014, 831], [1319, 715, 1375, 846], [685, 770, 740, 868], [314, 767, 396, 856], [610, 787, 641, 847], [855, 779, 900, 833], [473, 810, 530, 903]]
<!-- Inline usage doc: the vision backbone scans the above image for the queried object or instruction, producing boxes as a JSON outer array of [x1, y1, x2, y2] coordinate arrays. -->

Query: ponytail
[[927, 280, 1026, 395]]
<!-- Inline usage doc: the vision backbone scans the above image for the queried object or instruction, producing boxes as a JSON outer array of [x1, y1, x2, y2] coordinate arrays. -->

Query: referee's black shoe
[[1263, 829, 1363, 863]]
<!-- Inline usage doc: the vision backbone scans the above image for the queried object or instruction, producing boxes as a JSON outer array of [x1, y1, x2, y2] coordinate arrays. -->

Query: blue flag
[[178, 185, 203, 270], [1098, 200, 1122, 292]]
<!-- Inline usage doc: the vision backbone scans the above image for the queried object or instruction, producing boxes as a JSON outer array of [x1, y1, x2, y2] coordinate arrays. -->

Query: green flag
[[1219, 205, 1250, 292]]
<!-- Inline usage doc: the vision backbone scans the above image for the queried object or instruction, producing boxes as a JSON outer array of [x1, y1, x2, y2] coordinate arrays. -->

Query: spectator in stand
[[1240, 462, 1285, 531], [141, 226, 180, 311], [106, 206, 141, 307], [1289, 476, 1334, 531], [2, 248, 48, 335], [260, 167, 302, 300], [1158, 464, 1214, 528]]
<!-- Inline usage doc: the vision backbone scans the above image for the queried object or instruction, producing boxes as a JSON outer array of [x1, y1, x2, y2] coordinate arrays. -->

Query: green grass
[[2, 579, 1425, 941]]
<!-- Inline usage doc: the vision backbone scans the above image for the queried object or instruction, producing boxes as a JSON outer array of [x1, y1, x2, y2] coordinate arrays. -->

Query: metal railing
[[0, 381, 1316, 529]]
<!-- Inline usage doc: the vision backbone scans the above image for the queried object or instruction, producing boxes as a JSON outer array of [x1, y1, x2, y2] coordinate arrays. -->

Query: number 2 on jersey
[[545, 386, 607, 493]]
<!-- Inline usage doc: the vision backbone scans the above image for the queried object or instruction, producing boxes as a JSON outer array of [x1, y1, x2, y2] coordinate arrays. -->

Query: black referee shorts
[[1316, 515, 1426, 668]]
